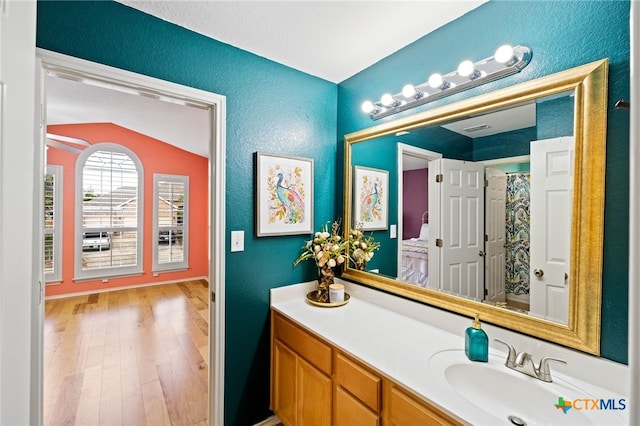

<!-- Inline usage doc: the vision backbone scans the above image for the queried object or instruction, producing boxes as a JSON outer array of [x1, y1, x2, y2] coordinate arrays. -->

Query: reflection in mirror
[[343, 60, 608, 355], [386, 91, 575, 325]]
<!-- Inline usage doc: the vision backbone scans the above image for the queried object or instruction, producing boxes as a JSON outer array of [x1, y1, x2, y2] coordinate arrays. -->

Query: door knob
[[534, 269, 544, 278], [479, 250, 486, 257]]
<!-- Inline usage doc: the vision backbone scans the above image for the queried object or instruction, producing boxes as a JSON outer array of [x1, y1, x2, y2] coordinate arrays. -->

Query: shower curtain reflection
[[505, 173, 531, 311]]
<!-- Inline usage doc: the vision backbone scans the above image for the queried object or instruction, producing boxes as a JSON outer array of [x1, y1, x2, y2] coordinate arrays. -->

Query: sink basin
[[428, 349, 626, 425]]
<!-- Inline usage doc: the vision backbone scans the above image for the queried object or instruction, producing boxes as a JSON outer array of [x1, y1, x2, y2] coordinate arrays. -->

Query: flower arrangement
[[293, 220, 349, 302], [349, 224, 381, 271]]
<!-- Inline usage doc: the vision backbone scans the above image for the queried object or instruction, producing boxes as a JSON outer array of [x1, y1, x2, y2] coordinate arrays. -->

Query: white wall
[[0, 1, 40, 424]]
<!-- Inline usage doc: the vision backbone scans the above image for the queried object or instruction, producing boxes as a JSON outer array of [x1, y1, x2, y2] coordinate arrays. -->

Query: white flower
[[328, 258, 336, 268], [315, 232, 321, 238], [366, 252, 374, 261], [332, 244, 339, 252], [337, 255, 345, 264], [361, 242, 367, 249], [321, 231, 330, 239], [305, 240, 312, 249], [314, 245, 321, 252]]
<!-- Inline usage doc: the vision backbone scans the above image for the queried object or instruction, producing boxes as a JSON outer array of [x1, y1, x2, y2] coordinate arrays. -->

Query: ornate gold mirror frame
[[343, 59, 608, 354]]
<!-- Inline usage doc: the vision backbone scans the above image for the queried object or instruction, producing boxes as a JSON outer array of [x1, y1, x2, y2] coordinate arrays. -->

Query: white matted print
[[353, 166, 388, 231], [256, 152, 314, 236]]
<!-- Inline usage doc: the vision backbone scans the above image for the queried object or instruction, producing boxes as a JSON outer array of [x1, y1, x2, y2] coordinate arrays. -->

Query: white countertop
[[270, 280, 629, 426]]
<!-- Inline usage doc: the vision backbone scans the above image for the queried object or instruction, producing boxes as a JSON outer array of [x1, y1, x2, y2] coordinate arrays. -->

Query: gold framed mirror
[[343, 59, 608, 355]]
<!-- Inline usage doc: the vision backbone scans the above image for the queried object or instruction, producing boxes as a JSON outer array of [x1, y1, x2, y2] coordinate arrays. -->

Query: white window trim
[[74, 142, 144, 281], [153, 174, 189, 273], [45, 165, 63, 283]]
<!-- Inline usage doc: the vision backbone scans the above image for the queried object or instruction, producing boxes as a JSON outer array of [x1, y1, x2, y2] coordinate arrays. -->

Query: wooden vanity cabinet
[[271, 310, 460, 426], [272, 312, 332, 426]]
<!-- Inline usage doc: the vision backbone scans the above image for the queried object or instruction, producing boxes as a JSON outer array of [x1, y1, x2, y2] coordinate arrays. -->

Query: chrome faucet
[[494, 339, 566, 382]]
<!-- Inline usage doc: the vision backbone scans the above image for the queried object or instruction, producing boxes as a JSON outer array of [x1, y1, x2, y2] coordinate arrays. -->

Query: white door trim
[[1, 2, 38, 424], [35, 49, 227, 426], [396, 143, 441, 280]]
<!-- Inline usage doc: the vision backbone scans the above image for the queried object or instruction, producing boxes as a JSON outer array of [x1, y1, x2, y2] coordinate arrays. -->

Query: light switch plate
[[390, 224, 397, 239], [231, 230, 244, 252]]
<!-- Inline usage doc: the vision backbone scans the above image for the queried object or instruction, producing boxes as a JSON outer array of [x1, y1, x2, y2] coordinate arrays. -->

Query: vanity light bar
[[362, 44, 532, 120]]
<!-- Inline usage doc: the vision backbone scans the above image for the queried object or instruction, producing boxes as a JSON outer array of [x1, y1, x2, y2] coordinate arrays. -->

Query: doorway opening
[[396, 143, 442, 286], [37, 49, 226, 425]]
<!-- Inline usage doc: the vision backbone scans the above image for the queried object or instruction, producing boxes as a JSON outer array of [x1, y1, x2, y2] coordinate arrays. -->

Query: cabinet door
[[274, 340, 297, 426], [298, 357, 332, 426], [387, 384, 460, 426], [335, 386, 380, 426]]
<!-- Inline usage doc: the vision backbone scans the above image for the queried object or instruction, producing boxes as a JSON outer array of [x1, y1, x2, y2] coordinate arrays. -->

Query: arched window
[[75, 143, 143, 280]]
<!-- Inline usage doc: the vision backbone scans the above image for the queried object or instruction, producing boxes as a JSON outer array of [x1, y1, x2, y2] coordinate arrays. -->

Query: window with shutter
[[75, 143, 143, 280], [44, 165, 63, 283], [153, 174, 189, 272]]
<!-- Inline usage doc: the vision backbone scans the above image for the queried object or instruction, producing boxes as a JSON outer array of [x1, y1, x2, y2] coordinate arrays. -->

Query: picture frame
[[255, 152, 314, 237], [353, 166, 388, 231]]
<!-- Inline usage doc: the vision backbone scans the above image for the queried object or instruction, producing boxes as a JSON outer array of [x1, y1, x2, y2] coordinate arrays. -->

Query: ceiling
[[115, 0, 487, 84], [46, 1, 487, 157]]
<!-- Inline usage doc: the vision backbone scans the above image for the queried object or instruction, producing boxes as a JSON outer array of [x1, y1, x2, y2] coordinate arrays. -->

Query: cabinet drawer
[[334, 352, 381, 412], [335, 385, 380, 426], [273, 312, 332, 375], [387, 384, 461, 426]]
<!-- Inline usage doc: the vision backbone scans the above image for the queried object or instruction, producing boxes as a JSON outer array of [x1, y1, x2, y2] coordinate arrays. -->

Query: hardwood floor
[[44, 280, 210, 426]]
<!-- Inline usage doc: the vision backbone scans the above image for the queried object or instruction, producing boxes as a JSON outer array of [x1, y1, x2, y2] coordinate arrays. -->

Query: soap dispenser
[[465, 314, 488, 362]]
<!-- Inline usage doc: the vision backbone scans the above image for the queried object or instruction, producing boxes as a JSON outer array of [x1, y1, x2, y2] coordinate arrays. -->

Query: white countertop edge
[[270, 280, 629, 399]]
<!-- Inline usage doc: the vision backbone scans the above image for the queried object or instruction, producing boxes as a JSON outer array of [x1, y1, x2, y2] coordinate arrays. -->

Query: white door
[[485, 168, 507, 303], [529, 137, 574, 324], [429, 159, 485, 300]]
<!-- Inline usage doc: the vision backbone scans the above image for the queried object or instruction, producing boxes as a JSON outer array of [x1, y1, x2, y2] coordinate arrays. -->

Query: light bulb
[[402, 84, 417, 98], [361, 101, 375, 114], [495, 44, 515, 64], [380, 93, 395, 107], [428, 73, 444, 89], [457, 60, 475, 78]]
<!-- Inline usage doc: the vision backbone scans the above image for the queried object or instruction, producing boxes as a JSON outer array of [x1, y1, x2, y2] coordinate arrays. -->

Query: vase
[[356, 261, 366, 271], [316, 264, 335, 303]]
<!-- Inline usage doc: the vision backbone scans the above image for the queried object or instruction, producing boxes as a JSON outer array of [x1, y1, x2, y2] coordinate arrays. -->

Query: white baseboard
[[254, 415, 280, 426], [44, 276, 209, 300]]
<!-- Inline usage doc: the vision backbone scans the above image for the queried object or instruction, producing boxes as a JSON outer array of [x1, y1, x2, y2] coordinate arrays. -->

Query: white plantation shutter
[[75, 143, 143, 280], [44, 165, 62, 282], [153, 174, 189, 272]]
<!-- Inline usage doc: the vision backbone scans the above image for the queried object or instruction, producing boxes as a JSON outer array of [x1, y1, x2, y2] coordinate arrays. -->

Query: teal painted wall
[[36, 2, 337, 424], [337, 0, 630, 364]]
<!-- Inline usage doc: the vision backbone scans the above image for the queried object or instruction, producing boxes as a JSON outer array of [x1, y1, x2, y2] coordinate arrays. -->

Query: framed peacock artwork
[[255, 152, 314, 237], [353, 166, 388, 231]]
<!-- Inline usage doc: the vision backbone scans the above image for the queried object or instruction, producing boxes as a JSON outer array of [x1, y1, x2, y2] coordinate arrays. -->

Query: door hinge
[[211, 292, 215, 303], [435, 174, 443, 183], [484, 288, 488, 296], [484, 234, 488, 242], [484, 179, 489, 187], [435, 238, 443, 247]]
